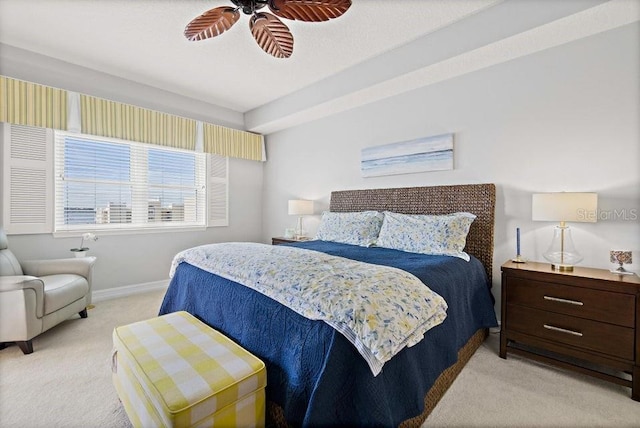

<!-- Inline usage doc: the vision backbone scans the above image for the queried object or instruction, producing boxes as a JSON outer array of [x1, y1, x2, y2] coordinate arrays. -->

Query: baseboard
[[92, 279, 169, 303]]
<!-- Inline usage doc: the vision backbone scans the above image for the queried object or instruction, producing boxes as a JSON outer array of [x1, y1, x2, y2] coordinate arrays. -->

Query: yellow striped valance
[[204, 123, 264, 162], [81, 95, 197, 151], [1, 75, 265, 161], [0, 76, 67, 130]]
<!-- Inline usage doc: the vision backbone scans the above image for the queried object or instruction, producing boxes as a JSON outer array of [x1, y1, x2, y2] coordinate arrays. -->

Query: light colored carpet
[[0, 290, 166, 428], [428, 333, 640, 427], [1, 290, 639, 427]]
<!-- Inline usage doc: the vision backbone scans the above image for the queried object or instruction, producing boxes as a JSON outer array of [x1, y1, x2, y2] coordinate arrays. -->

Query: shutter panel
[[208, 154, 228, 227], [1, 123, 53, 234]]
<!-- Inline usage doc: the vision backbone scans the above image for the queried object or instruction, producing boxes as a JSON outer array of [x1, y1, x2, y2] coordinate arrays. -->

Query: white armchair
[[0, 228, 96, 354]]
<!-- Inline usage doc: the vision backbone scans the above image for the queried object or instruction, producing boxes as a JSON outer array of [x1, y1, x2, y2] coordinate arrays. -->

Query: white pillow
[[315, 211, 384, 247], [376, 211, 476, 261]]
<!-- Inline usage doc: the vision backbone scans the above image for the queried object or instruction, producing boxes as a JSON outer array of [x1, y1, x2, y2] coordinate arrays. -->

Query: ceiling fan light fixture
[[231, 0, 269, 15]]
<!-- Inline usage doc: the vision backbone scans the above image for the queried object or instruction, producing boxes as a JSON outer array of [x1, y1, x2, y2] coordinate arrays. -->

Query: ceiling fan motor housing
[[231, 0, 269, 15]]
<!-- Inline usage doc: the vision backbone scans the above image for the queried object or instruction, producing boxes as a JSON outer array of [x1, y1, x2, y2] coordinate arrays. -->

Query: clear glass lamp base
[[543, 226, 583, 272], [543, 251, 583, 272]]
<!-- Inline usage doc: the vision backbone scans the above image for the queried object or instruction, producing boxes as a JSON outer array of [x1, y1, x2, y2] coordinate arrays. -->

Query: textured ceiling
[[0, 0, 638, 134], [0, 0, 500, 111]]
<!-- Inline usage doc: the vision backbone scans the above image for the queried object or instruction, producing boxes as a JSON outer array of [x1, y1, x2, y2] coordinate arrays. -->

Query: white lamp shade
[[288, 200, 314, 215], [532, 192, 597, 223]]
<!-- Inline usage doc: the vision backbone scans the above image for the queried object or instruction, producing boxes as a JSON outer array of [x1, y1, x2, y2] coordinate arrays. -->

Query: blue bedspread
[[159, 241, 498, 426]]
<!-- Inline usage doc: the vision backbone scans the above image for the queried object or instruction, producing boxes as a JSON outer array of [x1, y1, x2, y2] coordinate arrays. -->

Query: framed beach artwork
[[361, 133, 454, 178]]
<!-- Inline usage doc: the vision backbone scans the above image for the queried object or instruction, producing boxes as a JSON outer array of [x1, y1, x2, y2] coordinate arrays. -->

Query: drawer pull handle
[[543, 296, 583, 306], [543, 324, 583, 337]]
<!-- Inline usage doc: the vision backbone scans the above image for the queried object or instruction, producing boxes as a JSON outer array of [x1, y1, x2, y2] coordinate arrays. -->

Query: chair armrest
[[0, 275, 43, 292], [0, 276, 45, 317], [21, 256, 96, 279]]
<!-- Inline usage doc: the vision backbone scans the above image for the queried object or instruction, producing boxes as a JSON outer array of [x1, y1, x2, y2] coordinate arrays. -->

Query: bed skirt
[[267, 327, 489, 427]]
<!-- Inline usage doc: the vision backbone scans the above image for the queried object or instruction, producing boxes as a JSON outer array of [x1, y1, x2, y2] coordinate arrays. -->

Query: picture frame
[[361, 133, 453, 178]]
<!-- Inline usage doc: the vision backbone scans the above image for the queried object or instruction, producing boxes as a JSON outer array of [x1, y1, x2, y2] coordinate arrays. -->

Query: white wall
[[262, 23, 640, 314], [3, 157, 264, 292]]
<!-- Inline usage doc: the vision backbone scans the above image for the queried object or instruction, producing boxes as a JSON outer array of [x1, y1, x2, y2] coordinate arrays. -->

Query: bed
[[159, 183, 498, 427]]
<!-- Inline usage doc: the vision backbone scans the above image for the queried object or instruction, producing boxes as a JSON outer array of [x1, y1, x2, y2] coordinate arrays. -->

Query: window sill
[[53, 224, 211, 238]]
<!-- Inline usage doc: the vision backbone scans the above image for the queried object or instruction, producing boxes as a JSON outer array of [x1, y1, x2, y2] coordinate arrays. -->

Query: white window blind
[[54, 131, 211, 232]]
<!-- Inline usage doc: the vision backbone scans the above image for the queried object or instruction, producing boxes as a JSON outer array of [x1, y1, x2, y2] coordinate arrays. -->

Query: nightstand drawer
[[506, 304, 635, 360], [506, 277, 635, 327]]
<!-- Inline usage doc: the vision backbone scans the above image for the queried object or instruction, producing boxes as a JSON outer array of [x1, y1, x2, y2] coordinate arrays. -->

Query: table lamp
[[288, 199, 314, 239], [532, 192, 597, 272]]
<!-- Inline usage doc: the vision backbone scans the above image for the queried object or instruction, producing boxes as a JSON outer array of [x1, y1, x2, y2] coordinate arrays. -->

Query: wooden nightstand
[[271, 237, 311, 245], [500, 260, 640, 401]]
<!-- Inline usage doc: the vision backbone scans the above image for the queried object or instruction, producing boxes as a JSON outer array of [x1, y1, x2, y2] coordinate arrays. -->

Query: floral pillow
[[315, 211, 384, 247], [376, 211, 476, 261]]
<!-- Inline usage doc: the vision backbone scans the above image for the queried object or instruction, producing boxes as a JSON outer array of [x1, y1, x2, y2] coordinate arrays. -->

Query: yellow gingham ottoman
[[112, 311, 266, 428]]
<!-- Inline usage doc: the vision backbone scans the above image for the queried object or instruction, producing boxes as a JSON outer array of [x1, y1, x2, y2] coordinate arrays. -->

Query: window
[[2, 124, 228, 235], [53, 131, 225, 232]]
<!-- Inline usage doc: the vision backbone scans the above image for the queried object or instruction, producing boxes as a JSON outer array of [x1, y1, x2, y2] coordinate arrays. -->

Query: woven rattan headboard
[[329, 183, 496, 279]]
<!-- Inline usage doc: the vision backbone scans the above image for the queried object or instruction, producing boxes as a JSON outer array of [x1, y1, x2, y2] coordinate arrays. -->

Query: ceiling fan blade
[[268, 0, 351, 22], [250, 12, 294, 59], [184, 6, 240, 41]]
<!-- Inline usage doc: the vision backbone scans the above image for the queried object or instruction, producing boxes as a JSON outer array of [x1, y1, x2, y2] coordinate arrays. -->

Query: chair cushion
[[41, 274, 89, 315]]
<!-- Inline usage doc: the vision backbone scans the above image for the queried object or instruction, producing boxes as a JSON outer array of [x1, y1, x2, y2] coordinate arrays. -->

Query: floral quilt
[[169, 242, 448, 375]]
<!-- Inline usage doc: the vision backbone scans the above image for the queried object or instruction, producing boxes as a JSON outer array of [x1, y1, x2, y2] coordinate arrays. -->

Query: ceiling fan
[[184, 0, 352, 59]]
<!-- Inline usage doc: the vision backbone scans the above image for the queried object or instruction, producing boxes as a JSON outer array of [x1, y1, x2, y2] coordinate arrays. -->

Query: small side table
[[500, 260, 640, 401], [271, 237, 311, 245]]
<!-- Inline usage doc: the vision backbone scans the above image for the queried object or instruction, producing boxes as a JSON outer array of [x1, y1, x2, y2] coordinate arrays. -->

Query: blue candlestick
[[516, 227, 521, 256]]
